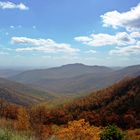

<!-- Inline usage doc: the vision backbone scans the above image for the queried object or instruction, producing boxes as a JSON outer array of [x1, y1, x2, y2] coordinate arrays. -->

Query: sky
[[0, 0, 140, 68]]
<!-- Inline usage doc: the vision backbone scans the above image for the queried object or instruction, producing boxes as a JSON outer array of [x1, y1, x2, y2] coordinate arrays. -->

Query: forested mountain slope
[[0, 78, 55, 106], [63, 76, 140, 128]]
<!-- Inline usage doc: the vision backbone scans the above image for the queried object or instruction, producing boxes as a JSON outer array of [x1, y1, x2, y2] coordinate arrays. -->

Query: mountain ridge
[[9, 64, 140, 95]]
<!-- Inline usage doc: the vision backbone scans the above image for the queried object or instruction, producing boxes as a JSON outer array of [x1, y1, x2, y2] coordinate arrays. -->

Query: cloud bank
[[75, 3, 140, 56], [101, 3, 140, 31], [75, 32, 138, 47], [110, 41, 140, 56], [11, 37, 79, 54], [0, 1, 29, 10]]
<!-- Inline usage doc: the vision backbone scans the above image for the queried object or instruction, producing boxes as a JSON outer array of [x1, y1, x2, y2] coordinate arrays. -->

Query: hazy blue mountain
[[0, 69, 24, 78], [10, 63, 113, 83], [10, 64, 140, 95]]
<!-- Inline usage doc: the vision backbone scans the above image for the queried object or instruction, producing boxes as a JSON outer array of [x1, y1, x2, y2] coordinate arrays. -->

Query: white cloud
[[74, 36, 92, 42], [75, 33, 116, 47], [10, 25, 14, 29], [75, 32, 136, 47], [11, 37, 79, 54], [109, 41, 140, 56], [0, 51, 9, 55], [130, 32, 140, 38], [85, 50, 97, 54], [75, 3, 140, 57], [0, 1, 29, 10], [101, 3, 140, 30], [116, 32, 136, 45]]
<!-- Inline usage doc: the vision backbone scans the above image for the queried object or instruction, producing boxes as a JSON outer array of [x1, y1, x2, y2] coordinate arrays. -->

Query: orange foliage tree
[[14, 107, 30, 131], [57, 119, 101, 140]]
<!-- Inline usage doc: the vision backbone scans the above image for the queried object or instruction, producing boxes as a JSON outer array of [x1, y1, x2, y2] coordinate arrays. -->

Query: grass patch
[[0, 128, 35, 140]]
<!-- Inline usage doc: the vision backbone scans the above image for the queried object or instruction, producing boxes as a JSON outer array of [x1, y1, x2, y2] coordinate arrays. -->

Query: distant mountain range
[[9, 63, 140, 95], [9, 63, 113, 81], [0, 78, 55, 106], [0, 69, 24, 78]]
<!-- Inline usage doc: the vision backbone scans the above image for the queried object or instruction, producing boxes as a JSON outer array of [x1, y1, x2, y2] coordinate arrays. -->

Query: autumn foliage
[[14, 107, 30, 131], [0, 76, 140, 139], [57, 119, 101, 140]]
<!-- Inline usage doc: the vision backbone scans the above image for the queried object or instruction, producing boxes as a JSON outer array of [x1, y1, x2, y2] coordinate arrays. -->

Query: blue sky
[[0, 0, 140, 68]]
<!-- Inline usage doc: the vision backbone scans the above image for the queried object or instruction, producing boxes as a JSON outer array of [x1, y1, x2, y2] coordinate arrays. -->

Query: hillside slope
[[0, 78, 55, 106], [64, 76, 140, 128]]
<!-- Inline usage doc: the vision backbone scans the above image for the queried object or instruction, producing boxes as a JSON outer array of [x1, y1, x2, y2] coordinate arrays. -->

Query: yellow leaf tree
[[57, 119, 101, 140]]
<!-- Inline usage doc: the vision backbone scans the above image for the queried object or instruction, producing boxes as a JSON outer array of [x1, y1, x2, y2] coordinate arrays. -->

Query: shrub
[[0, 129, 12, 140], [57, 119, 101, 140], [100, 124, 125, 140]]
